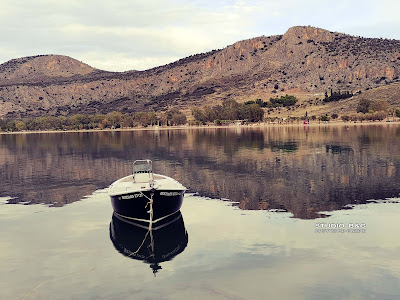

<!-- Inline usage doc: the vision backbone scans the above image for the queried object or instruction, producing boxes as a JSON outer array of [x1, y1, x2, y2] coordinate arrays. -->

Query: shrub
[[320, 115, 330, 122], [341, 115, 350, 122], [357, 114, 366, 122], [356, 98, 371, 114]]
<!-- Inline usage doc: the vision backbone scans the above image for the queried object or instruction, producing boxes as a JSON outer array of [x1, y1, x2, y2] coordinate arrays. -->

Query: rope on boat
[[114, 210, 179, 224], [113, 210, 181, 231], [113, 191, 179, 224], [126, 192, 155, 257]]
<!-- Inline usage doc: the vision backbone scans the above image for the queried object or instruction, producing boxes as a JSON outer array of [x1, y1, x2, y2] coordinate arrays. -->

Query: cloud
[[0, 0, 399, 71], [0, 0, 261, 70]]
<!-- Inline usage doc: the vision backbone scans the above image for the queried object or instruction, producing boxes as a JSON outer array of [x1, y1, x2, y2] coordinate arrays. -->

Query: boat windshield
[[133, 160, 153, 174]]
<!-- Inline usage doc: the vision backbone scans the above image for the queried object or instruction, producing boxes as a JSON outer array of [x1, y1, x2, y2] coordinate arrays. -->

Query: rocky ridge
[[1, 26, 400, 118]]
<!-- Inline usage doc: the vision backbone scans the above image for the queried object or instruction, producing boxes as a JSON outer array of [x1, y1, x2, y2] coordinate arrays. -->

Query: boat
[[110, 210, 188, 275], [108, 160, 186, 224]]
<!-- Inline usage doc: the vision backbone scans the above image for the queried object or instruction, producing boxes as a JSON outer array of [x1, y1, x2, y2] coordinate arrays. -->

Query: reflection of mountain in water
[[110, 211, 188, 275], [1, 125, 399, 218]]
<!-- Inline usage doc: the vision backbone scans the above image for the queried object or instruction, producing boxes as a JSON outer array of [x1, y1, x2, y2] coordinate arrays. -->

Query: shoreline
[[1, 120, 400, 135]]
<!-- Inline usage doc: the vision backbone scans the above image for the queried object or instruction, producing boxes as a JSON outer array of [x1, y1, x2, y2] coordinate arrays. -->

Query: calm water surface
[[1, 124, 400, 299]]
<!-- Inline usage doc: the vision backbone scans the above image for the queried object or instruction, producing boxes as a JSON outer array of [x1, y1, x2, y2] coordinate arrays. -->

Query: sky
[[1, 0, 399, 72]]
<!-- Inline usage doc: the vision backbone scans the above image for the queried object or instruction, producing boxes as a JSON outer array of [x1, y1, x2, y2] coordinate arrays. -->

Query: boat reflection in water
[[109, 211, 188, 275]]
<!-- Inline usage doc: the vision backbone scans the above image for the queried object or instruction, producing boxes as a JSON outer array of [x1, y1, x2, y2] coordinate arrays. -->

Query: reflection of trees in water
[[0, 125, 399, 219]]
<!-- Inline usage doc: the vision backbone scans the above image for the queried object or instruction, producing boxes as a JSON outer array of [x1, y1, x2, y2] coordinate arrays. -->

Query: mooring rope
[[113, 211, 181, 230], [113, 191, 179, 224], [126, 192, 155, 257]]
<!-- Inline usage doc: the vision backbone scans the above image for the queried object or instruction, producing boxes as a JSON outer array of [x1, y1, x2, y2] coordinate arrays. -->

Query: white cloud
[[0, 0, 399, 71]]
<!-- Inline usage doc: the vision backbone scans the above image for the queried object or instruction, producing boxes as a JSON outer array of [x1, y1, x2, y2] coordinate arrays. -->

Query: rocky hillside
[[1, 26, 400, 118], [0, 55, 105, 85]]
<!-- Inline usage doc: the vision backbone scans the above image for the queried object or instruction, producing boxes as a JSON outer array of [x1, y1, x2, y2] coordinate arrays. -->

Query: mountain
[[1, 26, 400, 118], [0, 55, 104, 84]]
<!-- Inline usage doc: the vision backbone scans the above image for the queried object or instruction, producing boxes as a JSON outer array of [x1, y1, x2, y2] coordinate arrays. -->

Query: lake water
[[1, 124, 400, 299]]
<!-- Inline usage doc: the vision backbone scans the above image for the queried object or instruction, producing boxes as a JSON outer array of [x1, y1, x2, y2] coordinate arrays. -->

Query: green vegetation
[[341, 115, 350, 122], [356, 98, 371, 113], [356, 98, 391, 114], [192, 99, 264, 124], [270, 95, 298, 107], [319, 115, 330, 122], [2, 95, 396, 133], [341, 112, 387, 122], [245, 95, 298, 108], [323, 89, 353, 102], [0, 109, 187, 132]]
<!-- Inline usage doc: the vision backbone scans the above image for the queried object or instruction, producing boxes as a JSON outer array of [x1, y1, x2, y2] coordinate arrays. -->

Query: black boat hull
[[110, 210, 188, 263], [110, 190, 184, 222]]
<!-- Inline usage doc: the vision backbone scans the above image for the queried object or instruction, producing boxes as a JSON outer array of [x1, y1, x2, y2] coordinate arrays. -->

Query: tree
[[370, 99, 390, 113], [158, 113, 168, 126], [107, 111, 123, 128], [101, 117, 110, 129], [171, 113, 187, 125], [90, 114, 106, 128], [203, 106, 216, 122], [166, 109, 187, 126], [134, 112, 151, 127], [341, 115, 350, 122], [320, 115, 330, 122], [396, 109, 400, 118], [356, 98, 371, 114], [15, 121, 27, 131], [222, 99, 240, 109], [270, 95, 298, 107], [222, 99, 240, 120], [71, 114, 90, 129], [121, 114, 134, 128], [6, 120, 17, 131], [240, 104, 264, 122], [324, 90, 353, 102], [192, 108, 206, 124], [147, 112, 157, 126], [331, 113, 338, 119], [0, 118, 7, 131], [373, 111, 386, 121], [357, 114, 366, 122]]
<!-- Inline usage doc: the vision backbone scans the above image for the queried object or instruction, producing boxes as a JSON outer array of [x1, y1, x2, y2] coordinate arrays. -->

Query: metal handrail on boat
[[133, 160, 153, 183], [133, 160, 153, 173]]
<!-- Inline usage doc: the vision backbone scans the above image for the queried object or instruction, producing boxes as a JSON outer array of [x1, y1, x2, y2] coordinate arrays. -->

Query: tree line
[[342, 98, 400, 122], [191, 99, 264, 124], [0, 109, 187, 132], [323, 89, 354, 102], [245, 94, 298, 107], [2, 96, 398, 132]]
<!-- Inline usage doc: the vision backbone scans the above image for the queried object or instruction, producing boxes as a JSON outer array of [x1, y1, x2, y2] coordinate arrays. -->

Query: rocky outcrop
[[1, 26, 400, 118]]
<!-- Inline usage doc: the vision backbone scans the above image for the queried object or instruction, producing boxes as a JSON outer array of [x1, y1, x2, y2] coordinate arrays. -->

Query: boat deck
[[109, 174, 185, 196]]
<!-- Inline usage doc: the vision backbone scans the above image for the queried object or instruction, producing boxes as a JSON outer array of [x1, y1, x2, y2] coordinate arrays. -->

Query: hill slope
[[0, 55, 104, 85], [1, 26, 400, 118]]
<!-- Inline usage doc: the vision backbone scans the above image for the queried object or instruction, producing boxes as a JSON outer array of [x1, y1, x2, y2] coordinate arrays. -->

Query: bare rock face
[[1, 26, 400, 118]]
